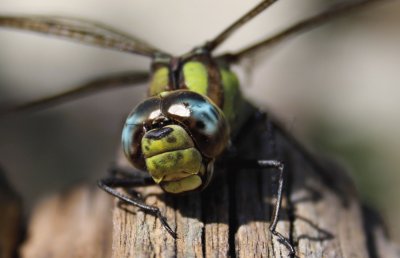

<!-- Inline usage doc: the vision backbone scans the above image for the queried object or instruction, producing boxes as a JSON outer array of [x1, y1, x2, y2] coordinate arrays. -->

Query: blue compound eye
[[122, 96, 162, 170], [161, 90, 229, 158], [122, 90, 230, 171]]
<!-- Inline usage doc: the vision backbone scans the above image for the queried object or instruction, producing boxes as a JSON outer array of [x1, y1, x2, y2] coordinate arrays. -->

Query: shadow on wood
[[12, 117, 400, 258]]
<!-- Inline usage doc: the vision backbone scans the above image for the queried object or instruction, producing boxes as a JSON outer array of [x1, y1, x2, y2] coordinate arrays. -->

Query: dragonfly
[[0, 0, 390, 255]]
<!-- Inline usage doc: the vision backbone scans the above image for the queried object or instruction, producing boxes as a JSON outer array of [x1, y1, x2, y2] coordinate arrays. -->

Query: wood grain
[[20, 186, 113, 258], [108, 117, 400, 257], [19, 117, 400, 257]]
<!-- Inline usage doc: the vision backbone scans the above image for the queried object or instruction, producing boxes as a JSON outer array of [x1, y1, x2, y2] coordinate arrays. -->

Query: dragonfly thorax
[[149, 54, 224, 108], [148, 53, 254, 137]]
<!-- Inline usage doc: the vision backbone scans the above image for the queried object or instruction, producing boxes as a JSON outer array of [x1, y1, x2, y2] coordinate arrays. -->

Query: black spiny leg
[[258, 160, 295, 256], [107, 165, 151, 199], [229, 158, 295, 256], [108, 164, 152, 179], [97, 175, 177, 238]]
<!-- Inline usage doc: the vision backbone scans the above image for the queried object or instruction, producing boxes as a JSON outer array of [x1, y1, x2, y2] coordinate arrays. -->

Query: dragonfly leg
[[108, 163, 151, 179], [258, 160, 295, 256], [229, 158, 295, 255], [107, 165, 152, 199], [97, 176, 177, 238]]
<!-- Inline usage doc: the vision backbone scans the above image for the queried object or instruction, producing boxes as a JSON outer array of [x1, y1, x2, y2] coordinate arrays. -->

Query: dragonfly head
[[122, 90, 229, 194]]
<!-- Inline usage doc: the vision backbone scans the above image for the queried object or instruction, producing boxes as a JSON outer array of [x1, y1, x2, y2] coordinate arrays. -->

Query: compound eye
[[161, 90, 229, 158], [122, 96, 162, 170]]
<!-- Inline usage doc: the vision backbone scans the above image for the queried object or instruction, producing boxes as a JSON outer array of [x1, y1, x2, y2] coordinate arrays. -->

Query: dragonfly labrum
[[0, 0, 390, 256]]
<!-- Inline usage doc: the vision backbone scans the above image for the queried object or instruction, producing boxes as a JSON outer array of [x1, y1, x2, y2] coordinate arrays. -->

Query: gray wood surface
[[17, 119, 400, 257], [20, 186, 113, 258]]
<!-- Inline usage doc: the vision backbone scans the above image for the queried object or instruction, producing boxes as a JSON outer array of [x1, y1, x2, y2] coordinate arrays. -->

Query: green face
[[122, 90, 230, 194], [141, 124, 208, 194]]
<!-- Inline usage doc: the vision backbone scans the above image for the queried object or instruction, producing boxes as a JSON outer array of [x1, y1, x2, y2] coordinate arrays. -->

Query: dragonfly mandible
[[0, 0, 390, 256]]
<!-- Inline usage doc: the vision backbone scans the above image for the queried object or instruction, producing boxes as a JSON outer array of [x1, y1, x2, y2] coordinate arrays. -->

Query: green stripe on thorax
[[149, 61, 171, 96], [219, 67, 254, 136], [181, 55, 223, 107], [149, 66, 169, 96], [182, 61, 208, 96]]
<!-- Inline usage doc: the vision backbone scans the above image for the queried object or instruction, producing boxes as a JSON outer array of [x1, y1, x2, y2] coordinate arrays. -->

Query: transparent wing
[[0, 71, 149, 117], [0, 15, 169, 57], [205, 0, 279, 52], [217, 0, 389, 62]]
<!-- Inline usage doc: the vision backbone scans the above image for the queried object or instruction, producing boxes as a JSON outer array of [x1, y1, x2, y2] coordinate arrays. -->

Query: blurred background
[[0, 0, 399, 243]]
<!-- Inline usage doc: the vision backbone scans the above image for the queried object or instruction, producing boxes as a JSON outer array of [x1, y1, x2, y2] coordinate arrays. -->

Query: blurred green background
[[0, 0, 399, 243]]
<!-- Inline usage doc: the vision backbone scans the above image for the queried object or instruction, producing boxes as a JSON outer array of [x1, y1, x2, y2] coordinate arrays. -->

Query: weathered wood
[[108, 118, 400, 257], [19, 118, 400, 258], [20, 185, 113, 258], [0, 168, 22, 258]]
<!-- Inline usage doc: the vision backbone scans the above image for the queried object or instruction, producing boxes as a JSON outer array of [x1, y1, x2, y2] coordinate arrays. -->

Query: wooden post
[[0, 167, 22, 258], [20, 186, 113, 258], [19, 122, 400, 257]]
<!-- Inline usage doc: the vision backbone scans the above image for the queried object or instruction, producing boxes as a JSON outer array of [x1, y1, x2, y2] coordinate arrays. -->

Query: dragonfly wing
[[0, 71, 149, 117], [205, 0, 278, 52], [217, 0, 388, 63], [0, 15, 170, 57]]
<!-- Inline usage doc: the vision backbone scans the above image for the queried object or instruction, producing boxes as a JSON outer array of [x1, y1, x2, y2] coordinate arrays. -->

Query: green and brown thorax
[[148, 53, 252, 134]]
